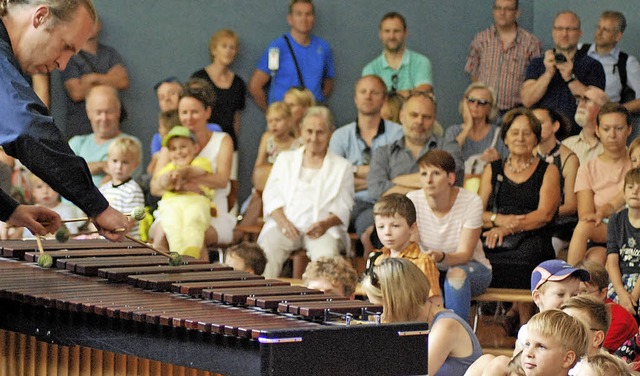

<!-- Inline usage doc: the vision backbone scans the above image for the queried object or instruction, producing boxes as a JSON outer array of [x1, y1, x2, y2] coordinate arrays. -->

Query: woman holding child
[[478, 107, 560, 289], [258, 106, 354, 278], [151, 80, 235, 255], [407, 150, 492, 321]]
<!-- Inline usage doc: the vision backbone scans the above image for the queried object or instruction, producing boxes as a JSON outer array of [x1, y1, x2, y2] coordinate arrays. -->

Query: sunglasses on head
[[466, 96, 491, 106]]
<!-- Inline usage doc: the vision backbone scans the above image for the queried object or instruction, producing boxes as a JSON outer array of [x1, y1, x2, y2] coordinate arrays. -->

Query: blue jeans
[[443, 260, 492, 322]]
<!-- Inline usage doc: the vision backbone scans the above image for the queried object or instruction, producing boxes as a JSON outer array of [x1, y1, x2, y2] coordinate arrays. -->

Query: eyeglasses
[[493, 6, 516, 12], [362, 146, 371, 165], [467, 96, 491, 106], [369, 268, 380, 288], [553, 26, 580, 32]]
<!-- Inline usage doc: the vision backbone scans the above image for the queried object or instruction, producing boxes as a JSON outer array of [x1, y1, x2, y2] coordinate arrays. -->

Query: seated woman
[[150, 79, 235, 258], [567, 103, 633, 265], [362, 258, 482, 376], [479, 107, 560, 289], [407, 149, 492, 321], [444, 83, 506, 182], [258, 106, 354, 278], [532, 107, 579, 254]]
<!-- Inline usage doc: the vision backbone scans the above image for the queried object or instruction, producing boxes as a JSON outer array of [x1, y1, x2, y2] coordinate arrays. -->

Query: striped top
[[465, 25, 541, 110], [99, 179, 145, 238]]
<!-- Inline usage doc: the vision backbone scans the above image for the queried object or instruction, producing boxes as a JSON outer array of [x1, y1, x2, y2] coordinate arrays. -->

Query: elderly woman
[[362, 258, 482, 376], [478, 107, 560, 289], [151, 80, 235, 257], [445, 83, 506, 176], [407, 150, 492, 321], [258, 106, 354, 278]]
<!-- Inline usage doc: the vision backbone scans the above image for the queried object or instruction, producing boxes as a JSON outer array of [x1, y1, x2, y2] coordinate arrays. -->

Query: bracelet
[[437, 252, 446, 263]]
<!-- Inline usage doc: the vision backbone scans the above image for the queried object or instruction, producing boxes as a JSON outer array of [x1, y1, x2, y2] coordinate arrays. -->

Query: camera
[[554, 52, 567, 63]]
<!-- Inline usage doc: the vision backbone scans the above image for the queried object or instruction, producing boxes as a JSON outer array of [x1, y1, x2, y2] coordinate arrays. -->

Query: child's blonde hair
[[629, 137, 640, 158], [582, 352, 633, 376], [362, 258, 429, 323], [561, 295, 611, 347], [108, 137, 141, 165], [526, 310, 588, 361], [302, 256, 358, 297], [266, 101, 292, 120], [284, 87, 316, 108]]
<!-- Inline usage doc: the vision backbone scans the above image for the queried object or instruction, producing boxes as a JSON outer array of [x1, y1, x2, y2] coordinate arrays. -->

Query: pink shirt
[[574, 156, 631, 208]]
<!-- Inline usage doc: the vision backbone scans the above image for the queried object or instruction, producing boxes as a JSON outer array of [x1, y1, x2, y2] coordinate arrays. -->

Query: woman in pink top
[[567, 103, 632, 266]]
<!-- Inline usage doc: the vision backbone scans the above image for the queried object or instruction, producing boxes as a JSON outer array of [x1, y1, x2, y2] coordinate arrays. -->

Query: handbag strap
[[283, 35, 305, 88]]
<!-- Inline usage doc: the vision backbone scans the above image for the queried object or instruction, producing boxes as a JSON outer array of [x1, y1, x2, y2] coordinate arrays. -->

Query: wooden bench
[[471, 288, 532, 334]]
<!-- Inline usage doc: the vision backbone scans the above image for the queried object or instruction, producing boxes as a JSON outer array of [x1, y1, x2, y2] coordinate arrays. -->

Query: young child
[[283, 87, 315, 137], [371, 193, 442, 304], [147, 109, 180, 175], [99, 137, 145, 238], [154, 126, 214, 259], [224, 242, 267, 275], [576, 260, 637, 353], [22, 173, 84, 238], [302, 256, 358, 298], [605, 167, 640, 316], [561, 295, 610, 357], [521, 310, 588, 376], [574, 353, 633, 376]]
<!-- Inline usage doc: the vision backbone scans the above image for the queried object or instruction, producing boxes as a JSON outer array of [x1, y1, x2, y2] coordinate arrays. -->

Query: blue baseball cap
[[530, 260, 590, 292]]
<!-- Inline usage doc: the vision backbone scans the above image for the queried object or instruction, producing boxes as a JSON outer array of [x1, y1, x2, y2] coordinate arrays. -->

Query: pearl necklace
[[506, 155, 535, 174]]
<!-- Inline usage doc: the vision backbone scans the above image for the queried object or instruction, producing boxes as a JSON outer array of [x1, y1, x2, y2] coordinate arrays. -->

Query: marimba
[[0, 239, 429, 376]]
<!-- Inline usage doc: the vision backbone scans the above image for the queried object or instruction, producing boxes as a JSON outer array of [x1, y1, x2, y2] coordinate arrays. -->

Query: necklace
[[537, 140, 561, 164], [507, 155, 536, 174]]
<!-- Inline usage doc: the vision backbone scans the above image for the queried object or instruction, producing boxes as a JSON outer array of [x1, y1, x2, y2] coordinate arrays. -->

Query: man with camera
[[521, 11, 605, 136]]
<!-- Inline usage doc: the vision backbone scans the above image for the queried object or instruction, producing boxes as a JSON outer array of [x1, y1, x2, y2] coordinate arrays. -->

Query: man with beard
[[362, 12, 433, 98], [563, 86, 609, 164], [521, 11, 605, 136]]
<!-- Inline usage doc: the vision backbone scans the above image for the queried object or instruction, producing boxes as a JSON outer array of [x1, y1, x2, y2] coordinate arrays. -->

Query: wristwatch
[[565, 73, 576, 84], [490, 213, 497, 227]]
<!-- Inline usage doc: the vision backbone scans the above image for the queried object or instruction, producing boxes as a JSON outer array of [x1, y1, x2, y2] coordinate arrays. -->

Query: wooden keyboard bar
[[129, 270, 263, 290], [248, 294, 348, 310], [61, 256, 205, 275], [97, 263, 231, 281], [24, 248, 156, 262], [173, 279, 290, 297], [203, 285, 322, 304]]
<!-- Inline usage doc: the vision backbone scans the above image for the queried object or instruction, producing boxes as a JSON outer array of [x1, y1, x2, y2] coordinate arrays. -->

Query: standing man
[[362, 12, 433, 97], [61, 18, 129, 138], [329, 75, 403, 244], [0, 0, 128, 239], [465, 0, 541, 116], [581, 11, 640, 114], [521, 11, 605, 136], [249, 0, 335, 111]]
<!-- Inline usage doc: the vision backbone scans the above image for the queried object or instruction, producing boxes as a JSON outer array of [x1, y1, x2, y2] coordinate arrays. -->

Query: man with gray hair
[[0, 0, 129, 240], [563, 86, 610, 163], [580, 11, 640, 114]]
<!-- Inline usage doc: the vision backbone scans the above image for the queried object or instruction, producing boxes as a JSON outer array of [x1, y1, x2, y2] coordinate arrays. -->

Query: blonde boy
[[99, 137, 145, 238], [521, 310, 588, 376], [372, 193, 441, 303], [302, 256, 358, 298], [155, 126, 213, 259], [561, 295, 611, 357]]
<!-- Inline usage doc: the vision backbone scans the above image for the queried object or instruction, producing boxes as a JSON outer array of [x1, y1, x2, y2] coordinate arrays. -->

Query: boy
[[302, 256, 358, 298], [576, 260, 637, 352], [371, 193, 441, 303], [154, 126, 214, 259], [100, 137, 145, 238], [521, 310, 588, 376], [561, 295, 610, 357], [224, 242, 267, 275]]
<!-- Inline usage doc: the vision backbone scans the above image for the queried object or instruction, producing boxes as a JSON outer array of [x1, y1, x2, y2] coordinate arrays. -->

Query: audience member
[[283, 86, 316, 136], [147, 110, 179, 175], [407, 150, 492, 321], [465, 0, 542, 115], [562, 86, 609, 164], [154, 126, 214, 259], [567, 103, 632, 265], [445, 83, 506, 179], [362, 12, 433, 97], [249, 0, 335, 110], [381, 91, 404, 124], [574, 352, 633, 376], [521, 11, 605, 135], [371, 193, 442, 304], [520, 310, 588, 376], [362, 258, 482, 376], [191, 28, 246, 151], [532, 107, 579, 254], [479, 108, 560, 289], [576, 259, 637, 353], [581, 11, 640, 114], [258, 107, 353, 278], [329, 75, 402, 244], [561, 295, 610, 359], [99, 137, 144, 238], [68, 85, 141, 187], [605, 167, 640, 315], [155, 77, 182, 113], [224, 242, 267, 275], [302, 256, 358, 298], [61, 19, 129, 138], [151, 82, 235, 249]]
